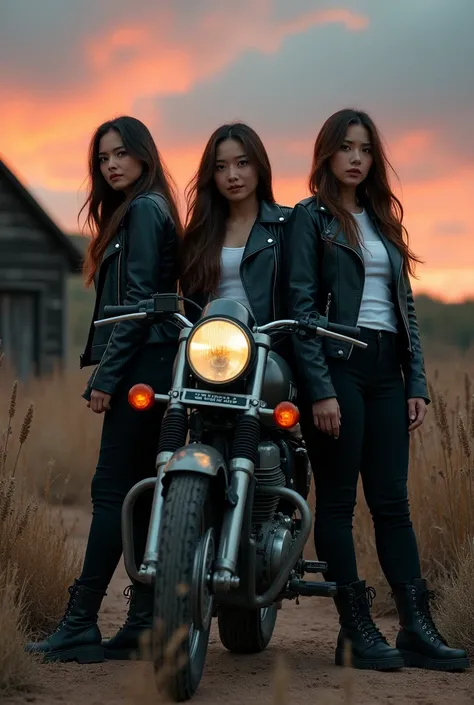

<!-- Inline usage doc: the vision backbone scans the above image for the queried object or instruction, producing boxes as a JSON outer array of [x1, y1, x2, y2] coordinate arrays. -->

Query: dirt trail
[[5, 508, 473, 705]]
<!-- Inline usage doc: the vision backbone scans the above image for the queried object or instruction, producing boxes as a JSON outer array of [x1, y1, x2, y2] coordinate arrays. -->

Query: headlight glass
[[187, 319, 251, 384]]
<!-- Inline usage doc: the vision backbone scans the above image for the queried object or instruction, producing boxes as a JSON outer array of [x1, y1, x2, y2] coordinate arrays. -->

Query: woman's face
[[213, 138, 259, 203], [98, 129, 143, 193], [329, 123, 373, 189]]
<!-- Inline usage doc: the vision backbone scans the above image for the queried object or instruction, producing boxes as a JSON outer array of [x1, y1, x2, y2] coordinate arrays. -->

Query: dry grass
[[435, 539, 474, 653], [354, 352, 474, 621], [0, 569, 36, 696], [1, 345, 474, 698], [0, 355, 82, 694], [0, 361, 100, 505]]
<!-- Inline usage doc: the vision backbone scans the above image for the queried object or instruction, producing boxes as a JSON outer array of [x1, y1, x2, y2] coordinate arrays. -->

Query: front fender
[[164, 443, 228, 484]]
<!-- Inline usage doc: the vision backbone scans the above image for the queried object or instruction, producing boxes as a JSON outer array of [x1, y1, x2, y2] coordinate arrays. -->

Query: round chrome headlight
[[187, 318, 252, 385]]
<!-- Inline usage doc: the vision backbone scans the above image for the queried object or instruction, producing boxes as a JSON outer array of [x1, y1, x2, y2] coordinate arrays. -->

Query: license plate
[[181, 389, 250, 409]]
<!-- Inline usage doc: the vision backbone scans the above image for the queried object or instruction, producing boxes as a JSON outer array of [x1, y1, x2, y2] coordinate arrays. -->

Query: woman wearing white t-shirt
[[285, 109, 468, 672], [180, 122, 291, 352]]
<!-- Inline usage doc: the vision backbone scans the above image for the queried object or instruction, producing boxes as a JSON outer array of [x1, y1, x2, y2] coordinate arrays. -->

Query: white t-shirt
[[354, 210, 398, 333], [217, 246, 251, 311]]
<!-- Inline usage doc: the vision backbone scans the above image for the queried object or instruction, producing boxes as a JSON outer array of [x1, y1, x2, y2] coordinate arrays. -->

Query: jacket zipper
[[325, 292, 332, 316], [322, 228, 364, 359], [272, 246, 278, 319], [117, 249, 122, 303], [239, 259, 258, 323], [397, 263, 412, 353]]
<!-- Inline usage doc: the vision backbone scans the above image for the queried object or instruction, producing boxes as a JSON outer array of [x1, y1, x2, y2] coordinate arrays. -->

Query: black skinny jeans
[[78, 344, 176, 592], [299, 328, 422, 587]]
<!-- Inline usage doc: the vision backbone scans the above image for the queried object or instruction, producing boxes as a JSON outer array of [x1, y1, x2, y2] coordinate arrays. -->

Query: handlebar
[[326, 322, 360, 339], [94, 295, 367, 349], [103, 304, 143, 317]]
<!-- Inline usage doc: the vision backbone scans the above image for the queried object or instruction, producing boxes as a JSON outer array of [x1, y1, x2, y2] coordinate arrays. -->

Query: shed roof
[[0, 156, 83, 272]]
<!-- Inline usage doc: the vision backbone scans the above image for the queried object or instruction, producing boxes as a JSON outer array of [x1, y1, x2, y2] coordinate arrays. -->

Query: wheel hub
[[191, 528, 215, 632]]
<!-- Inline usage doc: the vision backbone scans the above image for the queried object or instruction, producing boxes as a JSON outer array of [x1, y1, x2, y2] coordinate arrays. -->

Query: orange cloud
[[0, 5, 368, 192]]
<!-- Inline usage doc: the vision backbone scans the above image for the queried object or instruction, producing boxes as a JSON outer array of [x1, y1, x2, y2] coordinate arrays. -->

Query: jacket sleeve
[[89, 198, 173, 396], [403, 276, 430, 404], [284, 204, 336, 402]]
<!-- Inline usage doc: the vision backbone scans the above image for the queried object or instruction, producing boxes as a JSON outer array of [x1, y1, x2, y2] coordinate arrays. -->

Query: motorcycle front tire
[[153, 473, 213, 702]]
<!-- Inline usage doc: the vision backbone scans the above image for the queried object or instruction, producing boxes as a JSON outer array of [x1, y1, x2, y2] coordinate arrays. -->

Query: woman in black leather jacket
[[285, 109, 468, 672], [180, 122, 291, 344], [26, 116, 181, 663]]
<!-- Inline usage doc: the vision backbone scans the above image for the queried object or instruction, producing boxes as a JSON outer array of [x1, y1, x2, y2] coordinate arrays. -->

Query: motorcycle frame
[[121, 326, 314, 609]]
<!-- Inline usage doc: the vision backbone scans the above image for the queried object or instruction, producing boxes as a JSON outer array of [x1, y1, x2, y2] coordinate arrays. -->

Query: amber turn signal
[[128, 383, 155, 411], [273, 401, 300, 429]]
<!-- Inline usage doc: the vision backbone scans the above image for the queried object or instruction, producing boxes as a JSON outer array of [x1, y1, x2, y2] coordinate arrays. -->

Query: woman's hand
[[312, 397, 341, 438], [407, 397, 427, 432], [87, 389, 112, 414]]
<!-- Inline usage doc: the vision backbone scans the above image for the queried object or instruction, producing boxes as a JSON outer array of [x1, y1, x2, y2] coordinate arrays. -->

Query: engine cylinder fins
[[252, 441, 285, 524]]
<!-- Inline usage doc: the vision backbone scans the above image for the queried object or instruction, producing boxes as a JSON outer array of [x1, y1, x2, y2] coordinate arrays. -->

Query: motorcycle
[[94, 293, 367, 701]]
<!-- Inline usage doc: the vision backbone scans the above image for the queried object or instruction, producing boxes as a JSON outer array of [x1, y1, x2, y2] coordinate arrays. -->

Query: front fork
[[212, 342, 269, 592]]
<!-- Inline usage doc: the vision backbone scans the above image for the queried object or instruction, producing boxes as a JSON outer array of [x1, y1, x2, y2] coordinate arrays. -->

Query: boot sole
[[399, 650, 470, 672], [42, 645, 104, 664], [104, 647, 151, 661], [335, 647, 404, 671]]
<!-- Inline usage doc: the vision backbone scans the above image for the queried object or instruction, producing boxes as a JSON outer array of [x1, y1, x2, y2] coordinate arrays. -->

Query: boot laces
[[118, 584, 135, 630], [55, 585, 77, 632], [414, 587, 446, 644], [352, 586, 387, 644]]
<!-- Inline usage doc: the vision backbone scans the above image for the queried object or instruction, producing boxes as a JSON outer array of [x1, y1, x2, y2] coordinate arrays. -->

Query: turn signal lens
[[273, 401, 300, 429], [128, 383, 155, 411]]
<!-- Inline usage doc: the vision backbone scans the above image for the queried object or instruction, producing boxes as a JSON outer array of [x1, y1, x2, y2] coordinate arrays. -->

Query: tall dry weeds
[[0, 352, 81, 693], [0, 361, 100, 504], [0, 568, 36, 696]]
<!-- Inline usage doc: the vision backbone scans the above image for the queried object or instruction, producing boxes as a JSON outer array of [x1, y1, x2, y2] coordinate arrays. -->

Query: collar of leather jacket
[[305, 193, 404, 277], [258, 200, 290, 223]]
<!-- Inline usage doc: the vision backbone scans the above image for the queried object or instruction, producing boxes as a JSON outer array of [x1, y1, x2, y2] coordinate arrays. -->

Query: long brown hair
[[80, 116, 182, 286], [309, 108, 421, 276], [180, 123, 275, 296]]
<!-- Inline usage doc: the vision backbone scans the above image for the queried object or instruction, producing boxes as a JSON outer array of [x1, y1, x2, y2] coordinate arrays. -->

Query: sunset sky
[[1, 0, 473, 301]]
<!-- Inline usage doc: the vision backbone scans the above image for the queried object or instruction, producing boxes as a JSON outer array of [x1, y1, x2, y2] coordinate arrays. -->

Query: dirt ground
[[4, 508, 474, 705]]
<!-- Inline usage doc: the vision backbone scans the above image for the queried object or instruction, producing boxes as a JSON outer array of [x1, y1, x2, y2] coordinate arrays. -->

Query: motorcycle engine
[[252, 440, 285, 524], [252, 440, 293, 591], [254, 515, 293, 591]]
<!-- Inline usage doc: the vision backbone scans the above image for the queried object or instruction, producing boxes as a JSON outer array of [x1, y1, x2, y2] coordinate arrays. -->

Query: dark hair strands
[[79, 115, 183, 286], [309, 108, 422, 277], [180, 122, 275, 296]]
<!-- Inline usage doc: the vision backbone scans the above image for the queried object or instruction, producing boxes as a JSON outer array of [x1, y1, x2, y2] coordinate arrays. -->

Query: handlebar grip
[[103, 304, 139, 317], [326, 322, 361, 339]]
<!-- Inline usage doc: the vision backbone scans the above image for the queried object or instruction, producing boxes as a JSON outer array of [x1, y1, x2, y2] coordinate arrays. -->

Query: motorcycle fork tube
[[122, 335, 189, 585], [214, 344, 268, 585]]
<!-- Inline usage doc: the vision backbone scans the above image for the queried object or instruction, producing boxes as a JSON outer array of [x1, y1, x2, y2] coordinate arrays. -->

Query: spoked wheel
[[217, 604, 278, 653], [153, 473, 215, 702]]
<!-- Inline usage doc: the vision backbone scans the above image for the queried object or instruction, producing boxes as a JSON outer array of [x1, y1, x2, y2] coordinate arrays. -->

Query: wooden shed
[[0, 158, 83, 378]]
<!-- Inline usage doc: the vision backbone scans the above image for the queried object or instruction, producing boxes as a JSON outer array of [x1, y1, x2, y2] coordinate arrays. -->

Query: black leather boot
[[334, 580, 404, 670], [24, 581, 105, 663], [392, 579, 470, 671], [102, 583, 154, 660]]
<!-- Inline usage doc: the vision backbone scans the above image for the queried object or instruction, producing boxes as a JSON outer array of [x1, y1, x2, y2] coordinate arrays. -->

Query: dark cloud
[[152, 0, 474, 182]]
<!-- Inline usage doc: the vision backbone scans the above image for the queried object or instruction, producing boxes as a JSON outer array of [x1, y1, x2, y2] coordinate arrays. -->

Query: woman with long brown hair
[[180, 122, 291, 345], [25, 116, 182, 663], [285, 109, 468, 672]]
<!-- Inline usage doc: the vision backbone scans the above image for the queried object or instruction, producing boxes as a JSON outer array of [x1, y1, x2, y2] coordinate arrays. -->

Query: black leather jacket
[[185, 200, 292, 329], [80, 192, 180, 397], [285, 196, 429, 404]]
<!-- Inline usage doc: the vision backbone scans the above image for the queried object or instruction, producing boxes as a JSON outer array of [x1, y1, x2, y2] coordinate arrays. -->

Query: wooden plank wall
[[0, 178, 67, 374]]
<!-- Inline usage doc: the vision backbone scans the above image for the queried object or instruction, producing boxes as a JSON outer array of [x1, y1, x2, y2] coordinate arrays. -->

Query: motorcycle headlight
[[187, 318, 252, 385]]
